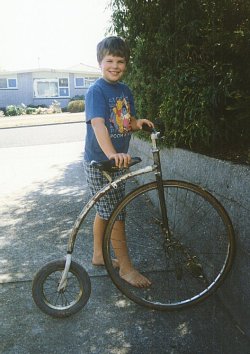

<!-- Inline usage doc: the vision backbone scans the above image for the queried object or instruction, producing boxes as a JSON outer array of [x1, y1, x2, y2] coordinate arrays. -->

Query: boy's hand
[[133, 119, 154, 130], [108, 153, 131, 168]]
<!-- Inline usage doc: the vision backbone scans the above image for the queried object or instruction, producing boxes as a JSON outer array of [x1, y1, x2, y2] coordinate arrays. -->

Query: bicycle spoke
[[104, 181, 235, 310], [42, 270, 82, 309]]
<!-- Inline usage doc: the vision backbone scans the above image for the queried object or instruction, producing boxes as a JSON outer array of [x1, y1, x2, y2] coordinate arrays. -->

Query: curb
[[0, 113, 84, 129]]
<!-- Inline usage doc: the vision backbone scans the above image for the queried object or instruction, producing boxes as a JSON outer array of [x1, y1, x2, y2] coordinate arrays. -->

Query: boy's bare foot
[[120, 269, 152, 288]]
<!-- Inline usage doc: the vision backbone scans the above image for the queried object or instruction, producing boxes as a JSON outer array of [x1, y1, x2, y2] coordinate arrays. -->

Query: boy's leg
[[92, 215, 151, 288], [92, 213, 119, 268], [92, 213, 107, 265], [111, 220, 151, 288]]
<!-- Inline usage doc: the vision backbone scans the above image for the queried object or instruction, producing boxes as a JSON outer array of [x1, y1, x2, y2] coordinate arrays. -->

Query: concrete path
[[0, 116, 249, 354]]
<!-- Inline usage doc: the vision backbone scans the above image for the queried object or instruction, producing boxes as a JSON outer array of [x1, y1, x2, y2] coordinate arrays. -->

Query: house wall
[[32, 71, 86, 108], [0, 70, 99, 109], [68, 73, 88, 99], [0, 72, 33, 108]]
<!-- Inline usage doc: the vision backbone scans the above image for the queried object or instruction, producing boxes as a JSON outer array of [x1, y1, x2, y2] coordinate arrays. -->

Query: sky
[[0, 0, 112, 71]]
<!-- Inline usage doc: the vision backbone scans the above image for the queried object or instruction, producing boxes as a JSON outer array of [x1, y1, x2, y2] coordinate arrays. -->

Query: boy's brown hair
[[97, 36, 130, 64]]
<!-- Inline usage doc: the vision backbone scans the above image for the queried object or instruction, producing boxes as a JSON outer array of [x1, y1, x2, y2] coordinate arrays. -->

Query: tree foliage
[[109, 0, 250, 152]]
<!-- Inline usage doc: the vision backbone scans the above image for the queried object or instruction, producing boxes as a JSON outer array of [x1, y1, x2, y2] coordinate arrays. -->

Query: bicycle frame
[[58, 131, 169, 291], [33, 125, 235, 313]]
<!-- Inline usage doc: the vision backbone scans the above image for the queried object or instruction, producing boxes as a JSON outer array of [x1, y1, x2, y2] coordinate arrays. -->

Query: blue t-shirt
[[84, 78, 136, 162]]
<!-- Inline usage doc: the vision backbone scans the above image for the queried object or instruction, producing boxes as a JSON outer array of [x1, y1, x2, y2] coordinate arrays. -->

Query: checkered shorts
[[84, 161, 126, 221]]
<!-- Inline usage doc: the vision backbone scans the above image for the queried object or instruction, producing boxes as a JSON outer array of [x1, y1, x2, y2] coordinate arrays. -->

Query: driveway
[[0, 115, 249, 354]]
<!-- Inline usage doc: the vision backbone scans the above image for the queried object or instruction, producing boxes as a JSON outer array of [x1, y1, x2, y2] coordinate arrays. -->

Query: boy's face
[[100, 55, 126, 84]]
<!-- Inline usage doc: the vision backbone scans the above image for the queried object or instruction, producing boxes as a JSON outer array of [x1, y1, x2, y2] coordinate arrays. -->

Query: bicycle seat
[[90, 157, 142, 172]]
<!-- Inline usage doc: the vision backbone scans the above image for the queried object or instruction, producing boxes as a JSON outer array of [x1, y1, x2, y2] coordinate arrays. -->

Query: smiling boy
[[84, 36, 154, 287]]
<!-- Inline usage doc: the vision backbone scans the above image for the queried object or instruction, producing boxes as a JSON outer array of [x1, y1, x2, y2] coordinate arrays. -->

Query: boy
[[84, 36, 154, 288]]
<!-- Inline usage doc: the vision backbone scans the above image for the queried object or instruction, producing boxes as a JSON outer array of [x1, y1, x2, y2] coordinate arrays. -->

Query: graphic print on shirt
[[109, 96, 132, 136]]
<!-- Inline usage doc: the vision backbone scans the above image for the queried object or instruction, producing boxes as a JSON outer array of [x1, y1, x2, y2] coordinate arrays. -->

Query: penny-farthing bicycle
[[32, 125, 235, 317]]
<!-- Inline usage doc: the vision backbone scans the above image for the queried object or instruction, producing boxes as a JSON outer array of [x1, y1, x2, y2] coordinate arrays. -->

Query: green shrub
[[67, 100, 85, 113], [6, 105, 23, 116], [26, 107, 37, 115], [110, 0, 250, 154], [70, 95, 85, 101], [27, 104, 48, 109]]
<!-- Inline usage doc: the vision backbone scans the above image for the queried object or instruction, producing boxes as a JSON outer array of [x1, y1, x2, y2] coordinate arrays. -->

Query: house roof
[[67, 63, 101, 74], [0, 63, 101, 76]]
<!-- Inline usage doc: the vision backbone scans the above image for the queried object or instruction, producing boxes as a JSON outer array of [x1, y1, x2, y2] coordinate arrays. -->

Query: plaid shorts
[[84, 161, 126, 221]]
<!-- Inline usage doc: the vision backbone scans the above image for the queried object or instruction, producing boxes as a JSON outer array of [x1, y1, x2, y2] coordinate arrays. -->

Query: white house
[[0, 63, 101, 109]]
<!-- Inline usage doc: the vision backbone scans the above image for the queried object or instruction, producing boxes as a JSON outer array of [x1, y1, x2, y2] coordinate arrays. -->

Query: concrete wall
[[129, 136, 250, 335]]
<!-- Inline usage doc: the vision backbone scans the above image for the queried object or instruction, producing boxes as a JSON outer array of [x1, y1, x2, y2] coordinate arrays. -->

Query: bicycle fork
[[152, 148, 185, 280], [151, 139, 170, 237], [151, 138, 204, 282], [57, 253, 72, 292]]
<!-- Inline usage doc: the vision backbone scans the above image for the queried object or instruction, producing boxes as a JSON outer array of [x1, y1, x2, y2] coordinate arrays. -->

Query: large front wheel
[[103, 180, 235, 310]]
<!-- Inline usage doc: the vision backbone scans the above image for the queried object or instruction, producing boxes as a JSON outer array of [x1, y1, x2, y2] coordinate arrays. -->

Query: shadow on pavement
[[1, 148, 249, 354]]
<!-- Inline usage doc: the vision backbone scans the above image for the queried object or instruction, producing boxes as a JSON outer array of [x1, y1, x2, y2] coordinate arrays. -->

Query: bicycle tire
[[103, 180, 235, 310], [32, 259, 91, 318]]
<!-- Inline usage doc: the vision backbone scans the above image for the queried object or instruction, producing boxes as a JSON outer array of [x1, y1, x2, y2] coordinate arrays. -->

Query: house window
[[75, 77, 84, 88], [85, 78, 96, 87], [59, 88, 69, 96], [33, 78, 69, 98], [75, 77, 96, 88], [59, 78, 68, 87], [0, 78, 17, 89]]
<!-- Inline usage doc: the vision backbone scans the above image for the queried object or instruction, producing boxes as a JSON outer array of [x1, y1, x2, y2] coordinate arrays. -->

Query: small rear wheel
[[32, 259, 91, 318]]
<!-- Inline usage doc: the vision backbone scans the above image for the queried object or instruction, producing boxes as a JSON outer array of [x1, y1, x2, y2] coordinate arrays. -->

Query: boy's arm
[[91, 118, 131, 168], [130, 116, 154, 131]]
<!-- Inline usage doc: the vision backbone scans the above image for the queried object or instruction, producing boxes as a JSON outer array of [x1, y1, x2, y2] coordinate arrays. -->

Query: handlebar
[[91, 124, 160, 172], [90, 157, 142, 172], [142, 123, 161, 141], [141, 123, 157, 134]]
